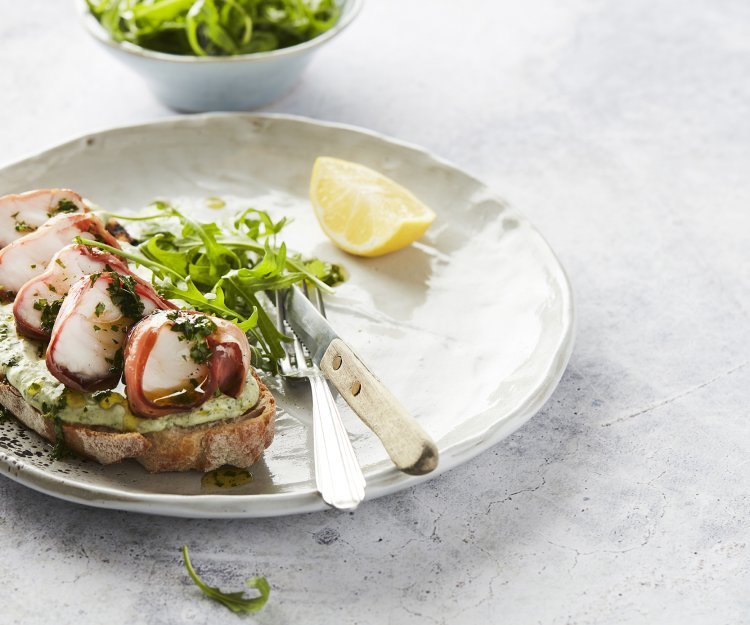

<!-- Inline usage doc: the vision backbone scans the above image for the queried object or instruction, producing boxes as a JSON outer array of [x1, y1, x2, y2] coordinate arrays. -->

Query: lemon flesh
[[309, 157, 436, 257]]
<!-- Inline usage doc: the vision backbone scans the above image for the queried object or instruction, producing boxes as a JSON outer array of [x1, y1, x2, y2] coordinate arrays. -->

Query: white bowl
[[77, 0, 362, 112]]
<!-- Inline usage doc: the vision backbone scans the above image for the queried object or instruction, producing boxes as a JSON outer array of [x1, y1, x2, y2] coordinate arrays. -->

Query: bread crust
[[0, 371, 275, 473]]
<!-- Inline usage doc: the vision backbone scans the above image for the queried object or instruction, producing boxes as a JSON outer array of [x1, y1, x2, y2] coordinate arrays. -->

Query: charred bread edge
[[0, 370, 275, 473]]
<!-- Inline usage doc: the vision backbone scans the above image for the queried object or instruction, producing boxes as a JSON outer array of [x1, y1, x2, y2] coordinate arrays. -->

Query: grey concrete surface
[[0, 0, 748, 623]]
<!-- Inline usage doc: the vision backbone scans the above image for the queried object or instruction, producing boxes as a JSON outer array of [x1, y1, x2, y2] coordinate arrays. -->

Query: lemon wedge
[[309, 157, 436, 257]]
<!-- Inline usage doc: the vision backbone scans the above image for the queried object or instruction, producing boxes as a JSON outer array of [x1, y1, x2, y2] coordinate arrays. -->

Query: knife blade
[[284, 286, 438, 476]]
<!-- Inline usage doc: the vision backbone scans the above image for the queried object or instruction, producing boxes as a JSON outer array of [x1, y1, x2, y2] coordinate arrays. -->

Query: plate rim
[[0, 112, 576, 518]]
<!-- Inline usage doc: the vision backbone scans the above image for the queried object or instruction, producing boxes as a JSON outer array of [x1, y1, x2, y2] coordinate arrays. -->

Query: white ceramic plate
[[0, 114, 574, 518]]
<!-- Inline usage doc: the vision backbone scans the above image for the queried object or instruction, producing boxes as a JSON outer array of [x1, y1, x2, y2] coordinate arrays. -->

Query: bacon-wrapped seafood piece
[[123, 310, 251, 419], [13, 244, 133, 340], [46, 273, 174, 392], [0, 189, 87, 248], [0, 213, 120, 296]]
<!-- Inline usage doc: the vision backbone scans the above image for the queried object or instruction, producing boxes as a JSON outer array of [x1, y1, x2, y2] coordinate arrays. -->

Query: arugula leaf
[[216, 238, 336, 293], [141, 233, 190, 276], [159, 280, 250, 324], [186, 0, 250, 56], [219, 277, 288, 363], [234, 207, 289, 239], [171, 205, 241, 282], [132, 0, 196, 23], [182, 545, 270, 614], [302, 256, 347, 287], [76, 236, 184, 282]]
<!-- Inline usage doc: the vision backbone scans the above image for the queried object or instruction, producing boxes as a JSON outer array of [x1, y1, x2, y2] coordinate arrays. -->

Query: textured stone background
[[1, 0, 749, 623]]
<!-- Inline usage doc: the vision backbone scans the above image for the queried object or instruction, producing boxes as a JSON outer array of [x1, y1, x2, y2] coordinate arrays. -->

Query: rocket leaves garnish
[[86, 0, 340, 57], [79, 201, 344, 373], [182, 545, 270, 614]]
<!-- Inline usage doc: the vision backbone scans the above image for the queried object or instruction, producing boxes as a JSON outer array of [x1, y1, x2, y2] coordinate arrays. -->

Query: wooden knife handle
[[319, 338, 439, 476]]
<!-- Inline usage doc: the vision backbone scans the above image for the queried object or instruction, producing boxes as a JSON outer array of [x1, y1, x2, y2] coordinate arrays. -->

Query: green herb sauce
[[201, 466, 254, 489]]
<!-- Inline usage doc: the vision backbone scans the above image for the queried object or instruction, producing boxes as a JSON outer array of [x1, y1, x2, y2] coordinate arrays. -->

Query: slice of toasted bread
[[0, 371, 275, 473]]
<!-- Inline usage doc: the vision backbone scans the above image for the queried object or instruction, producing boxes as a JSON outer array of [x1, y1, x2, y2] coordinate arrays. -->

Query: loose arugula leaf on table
[[182, 545, 270, 615], [87, 0, 341, 57]]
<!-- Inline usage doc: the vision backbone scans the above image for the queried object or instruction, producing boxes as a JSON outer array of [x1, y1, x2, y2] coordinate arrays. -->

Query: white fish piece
[[124, 310, 251, 418], [46, 273, 173, 392], [0, 189, 86, 248], [13, 244, 132, 340], [0, 212, 120, 296], [139, 317, 213, 408]]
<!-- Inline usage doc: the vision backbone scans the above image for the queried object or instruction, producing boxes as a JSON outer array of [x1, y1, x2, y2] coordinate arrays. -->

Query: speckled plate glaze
[[0, 114, 574, 518]]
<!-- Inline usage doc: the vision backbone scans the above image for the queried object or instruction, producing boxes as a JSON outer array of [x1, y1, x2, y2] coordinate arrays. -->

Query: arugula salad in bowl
[[78, 0, 363, 111]]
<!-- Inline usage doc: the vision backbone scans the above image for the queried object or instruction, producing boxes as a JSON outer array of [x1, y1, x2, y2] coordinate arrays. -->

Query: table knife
[[284, 286, 439, 476]]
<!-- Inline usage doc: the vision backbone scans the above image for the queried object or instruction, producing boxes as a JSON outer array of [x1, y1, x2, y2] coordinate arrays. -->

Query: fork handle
[[320, 339, 439, 476], [310, 372, 366, 510]]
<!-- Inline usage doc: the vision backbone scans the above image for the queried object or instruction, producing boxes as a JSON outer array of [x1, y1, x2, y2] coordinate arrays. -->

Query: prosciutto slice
[[0, 189, 87, 248], [0, 212, 121, 296], [123, 310, 251, 419], [13, 244, 132, 340], [46, 273, 174, 392]]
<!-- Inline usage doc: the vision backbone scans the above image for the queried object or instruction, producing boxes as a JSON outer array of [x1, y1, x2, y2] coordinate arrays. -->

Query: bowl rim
[[76, 0, 363, 64]]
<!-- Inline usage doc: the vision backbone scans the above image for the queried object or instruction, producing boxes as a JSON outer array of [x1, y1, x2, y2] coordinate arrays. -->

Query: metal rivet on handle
[[332, 355, 342, 370], [351, 381, 361, 396]]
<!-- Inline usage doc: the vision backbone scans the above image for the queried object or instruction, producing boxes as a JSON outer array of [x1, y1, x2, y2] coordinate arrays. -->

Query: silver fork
[[275, 287, 366, 510]]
